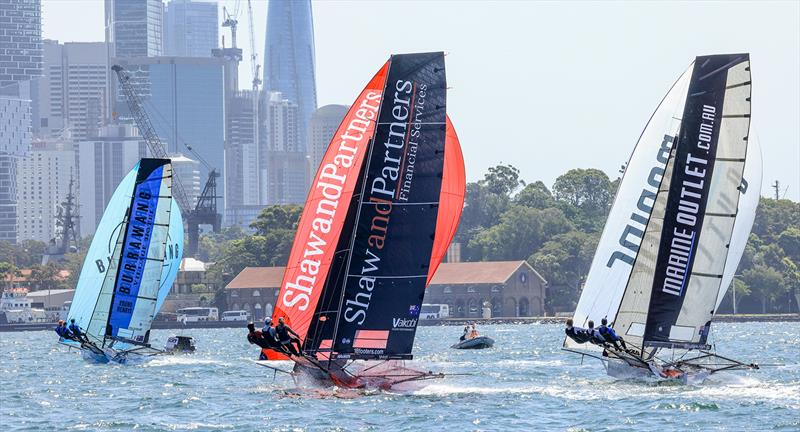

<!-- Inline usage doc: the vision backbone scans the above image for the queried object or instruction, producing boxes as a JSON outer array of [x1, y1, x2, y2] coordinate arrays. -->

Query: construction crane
[[111, 65, 221, 257], [221, 6, 238, 49], [247, 0, 261, 92], [246, 0, 261, 176]]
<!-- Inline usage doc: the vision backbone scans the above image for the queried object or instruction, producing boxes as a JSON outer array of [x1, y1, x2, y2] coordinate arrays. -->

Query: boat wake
[[143, 357, 229, 368]]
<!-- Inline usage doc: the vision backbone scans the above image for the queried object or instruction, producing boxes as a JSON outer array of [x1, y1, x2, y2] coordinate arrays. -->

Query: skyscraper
[[35, 40, 108, 140], [0, 0, 42, 243], [263, 91, 306, 205], [262, 0, 316, 144], [16, 139, 75, 243], [170, 153, 201, 207], [308, 104, 347, 183], [224, 90, 261, 227], [164, 0, 218, 58], [78, 124, 146, 235], [0, 96, 31, 242], [261, 0, 316, 204], [0, 0, 42, 88], [105, 0, 164, 60]]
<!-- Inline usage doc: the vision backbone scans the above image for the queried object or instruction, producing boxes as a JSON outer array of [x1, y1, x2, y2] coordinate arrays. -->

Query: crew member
[[275, 317, 302, 356], [54, 320, 72, 340], [459, 325, 469, 341], [246, 322, 270, 349], [468, 323, 479, 339], [68, 319, 87, 343], [261, 318, 282, 349], [586, 320, 607, 346], [598, 317, 628, 351], [564, 318, 592, 344]]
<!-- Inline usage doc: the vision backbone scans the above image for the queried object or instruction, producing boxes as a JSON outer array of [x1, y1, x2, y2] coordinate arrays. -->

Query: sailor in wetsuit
[[564, 318, 592, 344], [261, 318, 284, 350], [598, 317, 628, 351], [54, 320, 73, 340], [275, 317, 302, 356], [586, 320, 608, 346], [68, 319, 87, 343]]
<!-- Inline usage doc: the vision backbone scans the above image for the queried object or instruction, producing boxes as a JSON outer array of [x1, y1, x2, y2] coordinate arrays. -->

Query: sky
[[41, 0, 800, 201]]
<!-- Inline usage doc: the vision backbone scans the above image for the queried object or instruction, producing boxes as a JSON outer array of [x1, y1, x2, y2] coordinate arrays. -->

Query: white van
[[420, 304, 450, 320], [176, 307, 219, 322], [221, 310, 251, 322]]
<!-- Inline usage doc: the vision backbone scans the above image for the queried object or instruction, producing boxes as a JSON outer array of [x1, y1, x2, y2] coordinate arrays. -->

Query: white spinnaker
[[662, 60, 752, 346], [715, 130, 762, 312], [566, 65, 692, 348]]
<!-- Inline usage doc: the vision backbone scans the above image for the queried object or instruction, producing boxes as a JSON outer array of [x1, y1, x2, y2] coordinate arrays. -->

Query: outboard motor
[[165, 336, 196, 354]]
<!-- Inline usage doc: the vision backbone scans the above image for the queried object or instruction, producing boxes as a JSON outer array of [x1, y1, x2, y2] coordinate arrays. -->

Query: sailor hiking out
[[275, 317, 302, 356], [598, 317, 628, 351], [564, 318, 593, 344], [54, 320, 74, 340], [68, 319, 88, 343]]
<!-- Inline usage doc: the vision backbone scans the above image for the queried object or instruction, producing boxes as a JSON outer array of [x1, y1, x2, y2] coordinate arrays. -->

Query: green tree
[[28, 263, 62, 291], [482, 164, 525, 196], [208, 231, 296, 289], [0, 240, 47, 266], [529, 231, 599, 312], [741, 265, 786, 313], [777, 227, 800, 264], [514, 181, 555, 209], [468, 206, 572, 261], [752, 198, 800, 243], [250, 205, 303, 236], [199, 225, 247, 262], [0, 262, 20, 289], [456, 182, 512, 260], [552, 168, 614, 232]]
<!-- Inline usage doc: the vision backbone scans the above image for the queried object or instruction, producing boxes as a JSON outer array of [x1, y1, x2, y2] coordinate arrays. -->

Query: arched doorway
[[254, 303, 263, 321], [519, 297, 530, 317], [491, 297, 502, 315], [455, 299, 465, 318], [504, 297, 517, 317], [265, 303, 274, 317], [468, 298, 478, 316]]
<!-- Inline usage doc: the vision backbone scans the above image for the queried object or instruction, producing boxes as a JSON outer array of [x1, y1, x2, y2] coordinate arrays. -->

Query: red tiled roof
[[224, 261, 546, 290], [429, 261, 545, 285], [225, 267, 285, 289], [2, 269, 70, 283]]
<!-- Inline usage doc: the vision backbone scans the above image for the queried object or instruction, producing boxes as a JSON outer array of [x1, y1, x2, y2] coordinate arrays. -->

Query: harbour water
[[1, 322, 797, 431]]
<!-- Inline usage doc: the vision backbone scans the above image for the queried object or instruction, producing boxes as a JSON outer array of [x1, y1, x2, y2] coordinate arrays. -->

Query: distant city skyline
[[39, 0, 800, 201]]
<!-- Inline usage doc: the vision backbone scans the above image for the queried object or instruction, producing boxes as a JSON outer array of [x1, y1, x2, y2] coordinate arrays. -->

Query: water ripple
[[1, 323, 798, 431]]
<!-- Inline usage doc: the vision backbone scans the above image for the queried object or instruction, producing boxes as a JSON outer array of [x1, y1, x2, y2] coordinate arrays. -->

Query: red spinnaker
[[426, 116, 466, 285]]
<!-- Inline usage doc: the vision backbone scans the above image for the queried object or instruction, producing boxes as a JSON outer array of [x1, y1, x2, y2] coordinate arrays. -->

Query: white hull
[[605, 357, 710, 384]]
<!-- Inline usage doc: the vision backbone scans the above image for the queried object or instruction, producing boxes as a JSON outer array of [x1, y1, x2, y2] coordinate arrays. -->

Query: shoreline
[[1, 313, 797, 333]]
